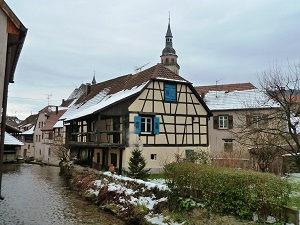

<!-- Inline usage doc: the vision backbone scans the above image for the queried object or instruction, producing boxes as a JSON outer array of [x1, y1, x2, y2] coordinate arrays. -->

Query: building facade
[[63, 22, 212, 173], [195, 83, 278, 166], [33, 106, 68, 165]]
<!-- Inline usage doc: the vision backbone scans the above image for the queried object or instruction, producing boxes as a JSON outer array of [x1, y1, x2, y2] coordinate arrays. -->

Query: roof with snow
[[202, 89, 279, 111], [4, 132, 23, 145], [22, 126, 34, 135], [53, 120, 64, 128], [64, 64, 191, 121], [195, 82, 256, 94]]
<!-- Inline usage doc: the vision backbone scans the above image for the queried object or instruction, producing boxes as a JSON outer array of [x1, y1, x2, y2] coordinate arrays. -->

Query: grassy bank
[[61, 162, 270, 224]]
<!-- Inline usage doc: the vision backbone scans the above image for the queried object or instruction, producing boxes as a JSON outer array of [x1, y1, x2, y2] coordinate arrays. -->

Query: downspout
[[0, 46, 12, 200]]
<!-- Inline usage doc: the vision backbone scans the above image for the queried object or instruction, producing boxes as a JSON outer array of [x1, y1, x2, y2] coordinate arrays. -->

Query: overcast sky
[[5, 0, 300, 120]]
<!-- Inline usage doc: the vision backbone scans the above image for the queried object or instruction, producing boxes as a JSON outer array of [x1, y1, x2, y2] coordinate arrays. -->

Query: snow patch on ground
[[86, 172, 174, 224]]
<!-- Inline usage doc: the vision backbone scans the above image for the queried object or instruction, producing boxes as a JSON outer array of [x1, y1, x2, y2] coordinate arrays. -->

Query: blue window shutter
[[153, 117, 160, 134], [165, 84, 176, 102], [134, 116, 141, 134], [171, 85, 176, 101]]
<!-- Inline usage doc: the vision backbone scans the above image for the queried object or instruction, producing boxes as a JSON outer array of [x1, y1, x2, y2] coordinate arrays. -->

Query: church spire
[[160, 13, 180, 74], [92, 71, 96, 85]]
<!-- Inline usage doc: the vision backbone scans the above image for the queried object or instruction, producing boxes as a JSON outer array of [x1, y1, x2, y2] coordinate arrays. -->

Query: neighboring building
[[33, 106, 68, 165], [18, 114, 38, 132], [6, 116, 22, 127], [40, 108, 67, 165], [3, 131, 23, 162], [63, 21, 212, 174], [195, 83, 278, 161], [1, 123, 23, 162], [0, 0, 27, 154], [17, 114, 38, 158], [19, 126, 34, 158], [34, 106, 51, 162]]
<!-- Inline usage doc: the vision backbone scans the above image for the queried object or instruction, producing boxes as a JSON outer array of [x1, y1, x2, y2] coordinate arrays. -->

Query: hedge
[[164, 162, 291, 219]]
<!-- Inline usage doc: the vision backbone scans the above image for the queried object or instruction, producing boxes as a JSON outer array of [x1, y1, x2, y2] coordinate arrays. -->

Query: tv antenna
[[215, 78, 225, 98], [44, 94, 52, 106], [134, 62, 150, 73]]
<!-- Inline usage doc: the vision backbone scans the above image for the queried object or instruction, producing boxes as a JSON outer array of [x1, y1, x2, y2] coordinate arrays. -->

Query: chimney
[[86, 83, 91, 95], [56, 106, 58, 115]]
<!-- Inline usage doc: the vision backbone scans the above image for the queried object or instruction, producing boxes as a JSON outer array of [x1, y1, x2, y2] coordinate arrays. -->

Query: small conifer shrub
[[126, 143, 150, 180]]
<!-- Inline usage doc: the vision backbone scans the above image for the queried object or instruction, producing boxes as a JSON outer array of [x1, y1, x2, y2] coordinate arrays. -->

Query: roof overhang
[[1, 0, 28, 83]]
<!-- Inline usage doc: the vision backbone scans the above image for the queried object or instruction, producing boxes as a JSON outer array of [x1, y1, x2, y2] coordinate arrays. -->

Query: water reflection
[[0, 164, 125, 225]]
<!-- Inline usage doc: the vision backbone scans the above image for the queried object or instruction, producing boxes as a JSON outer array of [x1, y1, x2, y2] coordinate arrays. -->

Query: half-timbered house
[[64, 65, 212, 173], [63, 20, 212, 173]]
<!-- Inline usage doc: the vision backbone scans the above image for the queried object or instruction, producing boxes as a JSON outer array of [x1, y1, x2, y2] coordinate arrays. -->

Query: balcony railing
[[70, 130, 122, 145]]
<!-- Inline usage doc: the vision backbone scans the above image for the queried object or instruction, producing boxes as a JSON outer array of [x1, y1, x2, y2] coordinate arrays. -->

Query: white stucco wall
[[34, 113, 47, 161]]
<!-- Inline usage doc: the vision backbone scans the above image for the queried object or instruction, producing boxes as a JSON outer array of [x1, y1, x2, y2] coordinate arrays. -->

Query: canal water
[[0, 163, 125, 225]]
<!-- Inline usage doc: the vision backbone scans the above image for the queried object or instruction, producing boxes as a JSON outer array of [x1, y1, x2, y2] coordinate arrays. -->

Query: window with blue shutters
[[164, 83, 177, 102], [134, 115, 160, 135]]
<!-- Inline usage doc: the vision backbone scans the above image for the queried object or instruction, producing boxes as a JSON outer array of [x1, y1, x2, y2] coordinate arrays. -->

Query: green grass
[[148, 173, 166, 180], [287, 181, 300, 209]]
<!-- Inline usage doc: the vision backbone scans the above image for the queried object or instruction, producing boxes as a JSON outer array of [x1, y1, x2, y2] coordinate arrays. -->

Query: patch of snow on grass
[[103, 171, 169, 191], [289, 173, 300, 182], [88, 188, 99, 196], [145, 214, 185, 225]]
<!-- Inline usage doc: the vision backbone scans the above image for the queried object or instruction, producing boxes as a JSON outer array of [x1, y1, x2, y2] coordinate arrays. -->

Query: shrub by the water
[[164, 162, 291, 219]]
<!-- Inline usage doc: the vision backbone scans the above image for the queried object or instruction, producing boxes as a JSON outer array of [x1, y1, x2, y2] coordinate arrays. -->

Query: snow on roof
[[62, 88, 109, 121], [155, 77, 188, 83], [203, 89, 279, 111], [4, 132, 24, 145], [22, 126, 34, 135], [53, 120, 64, 128], [64, 83, 147, 121]]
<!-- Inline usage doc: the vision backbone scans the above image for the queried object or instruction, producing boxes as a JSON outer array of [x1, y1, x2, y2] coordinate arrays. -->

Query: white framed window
[[219, 116, 228, 129], [150, 154, 157, 160], [141, 117, 152, 134], [134, 116, 160, 135]]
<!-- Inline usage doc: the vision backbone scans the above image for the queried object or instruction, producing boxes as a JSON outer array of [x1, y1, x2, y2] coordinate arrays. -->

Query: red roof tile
[[41, 109, 67, 131], [195, 82, 256, 94], [75, 64, 187, 105]]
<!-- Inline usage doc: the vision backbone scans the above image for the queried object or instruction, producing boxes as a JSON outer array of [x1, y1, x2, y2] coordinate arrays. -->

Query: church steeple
[[92, 71, 96, 85], [160, 14, 180, 74]]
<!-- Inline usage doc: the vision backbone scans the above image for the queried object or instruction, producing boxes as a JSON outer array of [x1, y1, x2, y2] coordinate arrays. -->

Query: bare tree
[[233, 62, 300, 171], [232, 108, 282, 172], [51, 142, 70, 163], [258, 62, 300, 171]]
